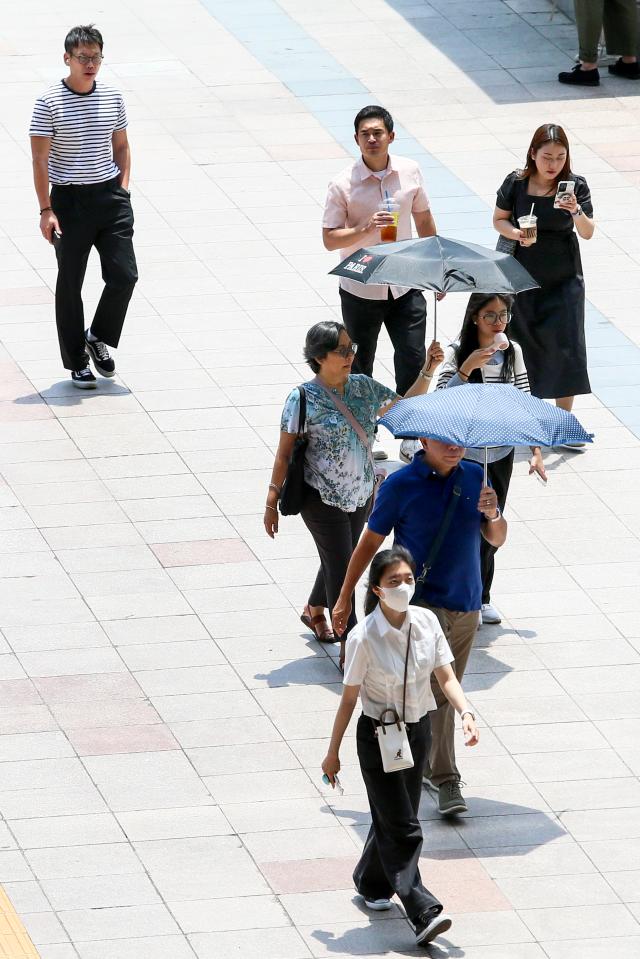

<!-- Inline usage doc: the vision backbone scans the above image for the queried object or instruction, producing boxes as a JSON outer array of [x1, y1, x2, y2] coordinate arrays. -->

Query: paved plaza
[[1, 0, 640, 956]]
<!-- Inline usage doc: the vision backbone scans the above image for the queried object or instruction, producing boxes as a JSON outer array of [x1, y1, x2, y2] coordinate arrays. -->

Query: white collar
[[371, 602, 412, 639]]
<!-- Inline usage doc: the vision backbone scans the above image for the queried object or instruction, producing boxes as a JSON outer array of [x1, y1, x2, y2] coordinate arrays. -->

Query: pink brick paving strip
[[66, 723, 179, 756], [260, 851, 511, 913], [151, 537, 256, 567]]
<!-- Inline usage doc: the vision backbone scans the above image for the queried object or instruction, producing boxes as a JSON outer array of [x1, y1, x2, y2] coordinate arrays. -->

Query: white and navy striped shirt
[[29, 80, 127, 185], [437, 340, 531, 464]]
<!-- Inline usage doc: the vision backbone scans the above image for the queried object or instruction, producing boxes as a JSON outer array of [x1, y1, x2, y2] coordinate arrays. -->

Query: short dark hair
[[303, 321, 345, 374], [354, 105, 394, 135], [65, 24, 104, 53], [364, 546, 415, 616]]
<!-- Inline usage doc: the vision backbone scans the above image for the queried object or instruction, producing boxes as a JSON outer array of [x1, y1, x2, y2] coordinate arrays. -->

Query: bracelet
[[460, 710, 475, 722], [420, 370, 433, 380], [265, 504, 278, 512], [268, 482, 281, 496], [488, 507, 502, 523], [39, 206, 52, 215], [458, 370, 469, 381]]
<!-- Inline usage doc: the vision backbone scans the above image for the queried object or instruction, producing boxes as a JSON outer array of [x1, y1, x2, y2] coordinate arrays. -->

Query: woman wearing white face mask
[[321, 546, 479, 948]]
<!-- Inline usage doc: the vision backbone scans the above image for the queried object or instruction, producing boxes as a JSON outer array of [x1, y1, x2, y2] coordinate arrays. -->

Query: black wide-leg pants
[[354, 712, 442, 923], [51, 177, 138, 371]]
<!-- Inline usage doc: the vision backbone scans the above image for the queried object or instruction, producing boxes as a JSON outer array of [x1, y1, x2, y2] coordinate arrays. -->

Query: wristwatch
[[571, 205, 582, 217], [485, 506, 501, 523]]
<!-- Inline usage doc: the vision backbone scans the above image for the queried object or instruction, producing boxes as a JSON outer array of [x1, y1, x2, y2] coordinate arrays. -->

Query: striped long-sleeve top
[[436, 340, 531, 463]]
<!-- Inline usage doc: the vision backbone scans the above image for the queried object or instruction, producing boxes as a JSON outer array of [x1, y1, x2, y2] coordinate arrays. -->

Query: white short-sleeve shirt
[[343, 604, 453, 722]]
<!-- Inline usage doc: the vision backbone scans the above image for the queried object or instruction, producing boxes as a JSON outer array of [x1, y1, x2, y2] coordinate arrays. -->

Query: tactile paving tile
[[0, 889, 39, 958]]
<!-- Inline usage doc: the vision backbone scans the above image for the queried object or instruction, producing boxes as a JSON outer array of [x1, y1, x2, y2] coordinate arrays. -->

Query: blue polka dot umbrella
[[379, 384, 593, 481]]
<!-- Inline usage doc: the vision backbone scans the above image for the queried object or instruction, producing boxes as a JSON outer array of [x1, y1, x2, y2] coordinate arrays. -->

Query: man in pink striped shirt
[[323, 106, 437, 460]]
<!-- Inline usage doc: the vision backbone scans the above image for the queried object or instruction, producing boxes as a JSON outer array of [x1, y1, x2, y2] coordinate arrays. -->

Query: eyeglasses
[[71, 53, 104, 66], [479, 311, 510, 324], [331, 343, 358, 358]]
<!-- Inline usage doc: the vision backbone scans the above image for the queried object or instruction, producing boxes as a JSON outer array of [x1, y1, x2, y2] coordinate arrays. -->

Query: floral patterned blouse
[[280, 374, 397, 512]]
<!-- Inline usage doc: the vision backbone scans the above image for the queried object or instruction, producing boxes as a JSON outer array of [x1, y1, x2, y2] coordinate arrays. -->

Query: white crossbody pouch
[[374, 626, 414, 773]]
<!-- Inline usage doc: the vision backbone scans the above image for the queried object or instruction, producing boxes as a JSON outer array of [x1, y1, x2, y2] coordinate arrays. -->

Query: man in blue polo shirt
[[332, 438, 507, 816]]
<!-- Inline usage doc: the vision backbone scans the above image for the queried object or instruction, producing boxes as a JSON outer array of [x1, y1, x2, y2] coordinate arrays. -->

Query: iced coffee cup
[[379, 199, 400, 242], [518, 214, 537, 243]]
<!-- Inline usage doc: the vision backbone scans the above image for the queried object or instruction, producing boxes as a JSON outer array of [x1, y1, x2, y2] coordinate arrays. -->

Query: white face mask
[[379, 582, 414, 613]]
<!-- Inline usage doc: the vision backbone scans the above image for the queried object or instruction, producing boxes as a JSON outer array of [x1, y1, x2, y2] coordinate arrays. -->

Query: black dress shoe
[[558, 64, 600, 86], [608, 58, 640, 79]]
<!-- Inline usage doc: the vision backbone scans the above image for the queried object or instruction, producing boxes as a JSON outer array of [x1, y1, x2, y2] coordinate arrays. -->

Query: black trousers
[[339, 287, 427, 395], [300, 484, 370, 633], [481, 449, 514, 604], [354, 713, 442, 922], [51, 178, 138, 370]]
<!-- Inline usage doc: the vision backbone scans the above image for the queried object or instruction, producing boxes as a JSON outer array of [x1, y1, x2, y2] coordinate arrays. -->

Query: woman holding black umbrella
[[437, 292, 546, 625], [493, 123, 595, 424], [264, 320, 443, 654]]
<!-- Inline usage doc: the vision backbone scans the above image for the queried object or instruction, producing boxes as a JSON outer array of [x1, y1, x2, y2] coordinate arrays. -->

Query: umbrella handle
[[483, 447, 488, 487], [433, 291, 437, 341]]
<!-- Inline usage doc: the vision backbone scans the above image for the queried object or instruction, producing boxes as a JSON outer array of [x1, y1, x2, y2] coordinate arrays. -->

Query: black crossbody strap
[[416, 485, 462, 586], [297, 386, 307, 436], [401, 625, 412, 724]]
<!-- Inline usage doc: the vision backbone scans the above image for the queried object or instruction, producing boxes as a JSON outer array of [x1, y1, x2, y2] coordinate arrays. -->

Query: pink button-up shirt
[[323, 154, 430, 300]]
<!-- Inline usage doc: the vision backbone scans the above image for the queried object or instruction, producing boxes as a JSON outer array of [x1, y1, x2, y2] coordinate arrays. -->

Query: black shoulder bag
[[412, 485, 462, 606], [279, 386, 308, 516]]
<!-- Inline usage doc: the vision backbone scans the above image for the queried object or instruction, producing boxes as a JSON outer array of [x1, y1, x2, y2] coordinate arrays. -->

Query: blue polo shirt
[[367, 452, 485, 612]]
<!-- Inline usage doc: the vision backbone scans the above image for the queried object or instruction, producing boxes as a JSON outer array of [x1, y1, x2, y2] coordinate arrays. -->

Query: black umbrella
[[329, 234, 539, 337]]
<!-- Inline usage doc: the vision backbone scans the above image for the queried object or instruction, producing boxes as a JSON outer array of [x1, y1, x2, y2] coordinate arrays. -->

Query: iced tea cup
[[518, 214, 537, 243], [379, 200, 400, 242]]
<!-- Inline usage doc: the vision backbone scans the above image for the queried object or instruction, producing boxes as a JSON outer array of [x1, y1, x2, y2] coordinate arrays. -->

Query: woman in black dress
[[493, 123, 595, 415]]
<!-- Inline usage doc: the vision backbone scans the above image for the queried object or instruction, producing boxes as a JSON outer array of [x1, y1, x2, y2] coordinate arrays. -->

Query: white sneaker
[[363, 897, 392, 911], [399, 438, 420, 463], [372, 437, 388, 461], [481, 603, 501, 625]]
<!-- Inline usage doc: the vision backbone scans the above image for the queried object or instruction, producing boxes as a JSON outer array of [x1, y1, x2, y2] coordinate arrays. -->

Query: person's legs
[[384, 289, 427, 395], [423, 608, 478, 786], [51, 187, 95, 371], [574, 0, 604, 64], [481, 451, 514, 606], [91, 186, 138, 347], [355, 714, 442, 921], [603, 0, 638, 58], [300, 486, 366, 632], [339, 288, 384, 378]]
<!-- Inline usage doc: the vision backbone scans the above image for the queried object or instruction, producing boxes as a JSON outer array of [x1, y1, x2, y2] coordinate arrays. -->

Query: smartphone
[[322, 773, 344, 795], [554, 180, 575, 208], [51, 230, 62, 250]]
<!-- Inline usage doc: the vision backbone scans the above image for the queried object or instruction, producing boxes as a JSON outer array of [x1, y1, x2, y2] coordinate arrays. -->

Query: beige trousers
[[418, 605, 479, 786]]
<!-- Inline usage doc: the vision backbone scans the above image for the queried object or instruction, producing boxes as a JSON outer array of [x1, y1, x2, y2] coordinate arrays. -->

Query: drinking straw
[[385, 189, 391, 211], [529, 202, 535, 218]]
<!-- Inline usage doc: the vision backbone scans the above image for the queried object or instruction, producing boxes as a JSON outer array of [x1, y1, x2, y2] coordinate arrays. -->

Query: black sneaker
[[71, 366, 97, 389], [414, 907, 452, 946], [558, 64, 600, 86], [85, 330, 116, 377], [438, 779, 467, 816], [608, 58, 640, 79]]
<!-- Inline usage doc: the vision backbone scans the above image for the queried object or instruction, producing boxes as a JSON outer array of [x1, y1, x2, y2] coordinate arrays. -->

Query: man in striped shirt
[[30, 24, 137, 388]]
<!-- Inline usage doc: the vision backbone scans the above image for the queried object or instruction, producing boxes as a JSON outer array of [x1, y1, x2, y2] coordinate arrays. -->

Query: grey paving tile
[[74, 935, 197, 958], [190, 927, 311, 959]]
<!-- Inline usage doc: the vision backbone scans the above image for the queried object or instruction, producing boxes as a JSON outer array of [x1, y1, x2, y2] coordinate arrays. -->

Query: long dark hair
[[364, 546, 415, 616], [455, 293, 515, 384], [517, 122, 571, 185]]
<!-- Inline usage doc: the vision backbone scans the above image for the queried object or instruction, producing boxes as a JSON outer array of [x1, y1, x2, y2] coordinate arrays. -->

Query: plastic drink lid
[[494, 332, 509, 350]]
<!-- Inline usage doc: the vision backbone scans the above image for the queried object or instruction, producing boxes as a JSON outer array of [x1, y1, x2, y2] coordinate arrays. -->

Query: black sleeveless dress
[[496, 172, 593, 399]]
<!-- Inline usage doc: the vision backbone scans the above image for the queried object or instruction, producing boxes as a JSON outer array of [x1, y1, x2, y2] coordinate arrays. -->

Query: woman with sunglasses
[[265, 321, 443, 655], [437, 293, 546, 626]]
